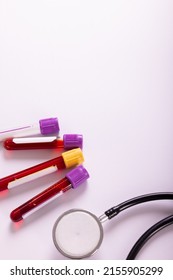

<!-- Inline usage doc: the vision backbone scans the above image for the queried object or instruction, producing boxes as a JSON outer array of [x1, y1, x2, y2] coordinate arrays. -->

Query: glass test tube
[[0, 117, 60, 141], [4, 134, 83, 150], [10, 165, 89, 222], [0, 148, 84, 192]]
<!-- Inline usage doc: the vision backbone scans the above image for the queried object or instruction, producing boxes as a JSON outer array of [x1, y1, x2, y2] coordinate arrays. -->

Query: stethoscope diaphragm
[[52, 209, 104, 259]]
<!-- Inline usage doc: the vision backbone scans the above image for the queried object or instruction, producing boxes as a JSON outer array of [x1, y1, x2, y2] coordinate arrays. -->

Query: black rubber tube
[[104, 192, 173, 259], [126, 214, 173, 259]]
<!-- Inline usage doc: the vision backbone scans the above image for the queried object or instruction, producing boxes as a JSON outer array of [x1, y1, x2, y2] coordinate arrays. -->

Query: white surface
[[0, 0, 173, 260]]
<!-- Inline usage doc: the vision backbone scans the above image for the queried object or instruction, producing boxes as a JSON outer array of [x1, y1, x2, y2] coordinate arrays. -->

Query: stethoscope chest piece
[[52, 209, 104, 259]]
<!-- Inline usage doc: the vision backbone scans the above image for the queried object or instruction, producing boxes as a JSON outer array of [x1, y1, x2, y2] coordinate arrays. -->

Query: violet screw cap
[[39, 118, 60, 135], [66, 165, 89, 189], [63, 134, 83, 149]]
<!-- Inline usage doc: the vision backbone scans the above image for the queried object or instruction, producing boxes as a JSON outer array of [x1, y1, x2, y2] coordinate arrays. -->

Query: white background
[[0, 0, 173, 260]]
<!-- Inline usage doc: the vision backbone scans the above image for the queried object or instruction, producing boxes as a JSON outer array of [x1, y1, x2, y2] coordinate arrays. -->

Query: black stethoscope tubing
[[103, 192, 173, 259], [126, 214, 173, 259]]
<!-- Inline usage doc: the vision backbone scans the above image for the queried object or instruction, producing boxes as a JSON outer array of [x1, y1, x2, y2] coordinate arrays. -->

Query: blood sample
[[4, 134, 83, 150], [0, 148, 84, 192], [10, 165, 89, 222], [0, 117, 60, 141]]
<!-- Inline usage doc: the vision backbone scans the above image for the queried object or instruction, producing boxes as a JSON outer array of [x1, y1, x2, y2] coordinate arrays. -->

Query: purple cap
[[63, 134, 83, 149], [66, 165, 89, 189], [39, 118, 60, 135]]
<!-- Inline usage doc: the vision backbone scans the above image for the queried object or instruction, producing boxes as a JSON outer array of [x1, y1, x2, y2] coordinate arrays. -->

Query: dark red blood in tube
[[10, 177, 70, 222], [0, 156, 66, 192], [4, 138, 64, 150]]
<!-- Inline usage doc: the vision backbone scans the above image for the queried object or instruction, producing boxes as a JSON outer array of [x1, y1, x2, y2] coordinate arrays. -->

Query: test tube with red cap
[[10, 165, 89, 222], [4, 134, 83, 150], [0, 117, 60, 141], [0, 148, 84, 192]]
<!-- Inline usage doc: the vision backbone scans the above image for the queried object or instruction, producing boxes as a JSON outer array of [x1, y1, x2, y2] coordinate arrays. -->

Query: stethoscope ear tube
[[104, 192, 173, 220], [126, 214, 173, 260], [104, 192, 173, 259]]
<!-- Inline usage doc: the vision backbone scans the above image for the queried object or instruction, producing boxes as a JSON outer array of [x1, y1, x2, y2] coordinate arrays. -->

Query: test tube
[[0, 148, 83, 192], [0, 117, 60, 141], [4, 134, 83, 150], [10, 165, 89, 222]]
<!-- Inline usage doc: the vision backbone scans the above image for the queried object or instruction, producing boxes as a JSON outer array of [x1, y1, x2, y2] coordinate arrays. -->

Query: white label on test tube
[[13, 136, 57, 144], [0, 124, 40, 141], [8, 166, 58, 189]]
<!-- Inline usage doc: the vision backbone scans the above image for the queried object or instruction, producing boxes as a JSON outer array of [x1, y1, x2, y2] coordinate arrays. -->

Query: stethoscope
[[52, 192, 173, 259]]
